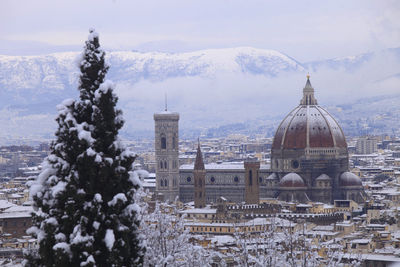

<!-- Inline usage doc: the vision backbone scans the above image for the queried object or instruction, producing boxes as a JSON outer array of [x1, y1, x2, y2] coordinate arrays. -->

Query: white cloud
[[1, 0, 399, 61]]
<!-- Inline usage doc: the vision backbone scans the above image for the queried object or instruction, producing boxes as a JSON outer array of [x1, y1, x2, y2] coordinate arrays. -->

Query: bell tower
[[193, 140, 206, 208], [244, 159, 260, 204], [154, 107, 180, 202]]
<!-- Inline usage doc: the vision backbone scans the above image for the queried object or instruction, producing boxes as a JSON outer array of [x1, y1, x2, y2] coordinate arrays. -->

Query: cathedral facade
[[155, 76, 365, 204]]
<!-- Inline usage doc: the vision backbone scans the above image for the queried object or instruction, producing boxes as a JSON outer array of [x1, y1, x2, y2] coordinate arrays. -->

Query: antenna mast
[[165, 92, 168, 111]]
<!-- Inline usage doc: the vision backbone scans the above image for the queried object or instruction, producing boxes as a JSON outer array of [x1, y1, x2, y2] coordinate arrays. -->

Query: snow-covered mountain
[[0, 47, 303, 92], [0, 47, 399, 143], [305, 47, 400, 72]]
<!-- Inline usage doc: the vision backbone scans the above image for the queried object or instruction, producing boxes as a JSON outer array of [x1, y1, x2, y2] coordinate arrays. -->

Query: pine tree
[[26, 29, 144, 266]]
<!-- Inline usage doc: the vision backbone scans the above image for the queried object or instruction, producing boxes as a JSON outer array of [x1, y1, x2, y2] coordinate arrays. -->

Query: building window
[[249, 170, 253, 186], [292, 160, 299, 169], [234, 176, 239, 183], [187, 176, 191, 183], [161, 136, 166, 149], [210, 177, 215, 183], [172, 135, 176, 150]]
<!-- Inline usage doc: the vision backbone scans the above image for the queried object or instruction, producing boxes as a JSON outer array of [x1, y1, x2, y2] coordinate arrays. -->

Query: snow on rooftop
[[350, 238, 371, 244], [336, 221, 354, 226], [180, 208, 217, 214], [313, 225, 334, 231], [0, 204, 33, 219], [211, 235, 235, 246], [0, 200, 17, 210], [4, 205, 33, 213], [305, 230, 339, 236]]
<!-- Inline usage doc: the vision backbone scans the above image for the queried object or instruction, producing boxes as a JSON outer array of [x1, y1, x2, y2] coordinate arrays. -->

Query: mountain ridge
[[0, 46, 399, 143]]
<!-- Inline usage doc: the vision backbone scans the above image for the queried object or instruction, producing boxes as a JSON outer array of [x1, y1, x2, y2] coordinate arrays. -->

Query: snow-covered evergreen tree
[[25, 29, 144, 266]]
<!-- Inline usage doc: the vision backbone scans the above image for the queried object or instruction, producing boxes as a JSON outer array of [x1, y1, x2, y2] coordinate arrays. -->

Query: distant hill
[[0, 47, 399, 143]]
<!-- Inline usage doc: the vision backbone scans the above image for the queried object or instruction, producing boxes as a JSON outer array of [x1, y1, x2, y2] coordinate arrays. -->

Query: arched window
[[160, 179, 164, 187], [161, 135, 166, 149], [165, 161, 168, 169], [160, 161, 163, 169], [249, 170, 253, 186], [172, 135, 176, 150]]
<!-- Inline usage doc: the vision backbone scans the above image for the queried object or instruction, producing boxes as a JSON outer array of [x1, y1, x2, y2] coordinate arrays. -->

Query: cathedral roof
[[194, 141, 205, 170], [279, 173, 306, 188], [272, 76, 347, 150]]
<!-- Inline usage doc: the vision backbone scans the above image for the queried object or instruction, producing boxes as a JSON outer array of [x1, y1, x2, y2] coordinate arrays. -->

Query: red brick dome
[[279, 173, 306, 188], [272, 77, 347, 150], [339, 172, 362, 187], [315, 174, 331, 181]]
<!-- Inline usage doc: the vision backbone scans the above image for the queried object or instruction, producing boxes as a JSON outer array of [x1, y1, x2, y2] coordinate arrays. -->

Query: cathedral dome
[[272, 76, 347, 150], [279, 173, 306, 187], [315, 174, 330, 181], [266, 173, 277, 180], [339, 172, 362, 187]]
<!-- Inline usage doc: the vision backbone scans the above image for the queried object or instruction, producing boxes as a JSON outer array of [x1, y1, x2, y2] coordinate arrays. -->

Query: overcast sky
[[1, 0, 399, 61]]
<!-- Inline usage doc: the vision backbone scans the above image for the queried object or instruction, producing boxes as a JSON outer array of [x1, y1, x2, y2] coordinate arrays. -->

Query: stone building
[[356, 137, 377, 154], [156, 76, 365, 204], [268, 75, 365, 203], [244, 159, 260, 204], [154, 110, 180, 202], [0, 205, 32, 238]]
